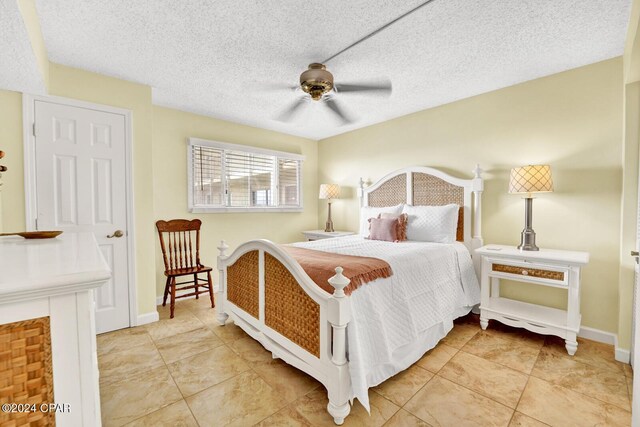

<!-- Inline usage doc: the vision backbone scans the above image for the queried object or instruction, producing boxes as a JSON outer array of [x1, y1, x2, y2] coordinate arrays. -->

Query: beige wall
[[0, 65, 318, 315], [152, 106, 318, 298], [318, 58, 624, 335], [0, 90, 25, 233], [0, 49, 628, 342]]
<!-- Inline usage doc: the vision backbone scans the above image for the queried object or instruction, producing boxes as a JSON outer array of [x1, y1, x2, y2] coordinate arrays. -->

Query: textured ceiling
[[34, 0, 631, 140], [0, 0, 45, 94]]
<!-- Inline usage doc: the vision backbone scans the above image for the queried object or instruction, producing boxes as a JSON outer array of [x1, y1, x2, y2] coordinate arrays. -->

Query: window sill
[[189, 207, 304, 213]]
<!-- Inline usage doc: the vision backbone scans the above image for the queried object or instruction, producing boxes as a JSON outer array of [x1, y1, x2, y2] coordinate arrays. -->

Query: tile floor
[[97, 298, 633, 426]]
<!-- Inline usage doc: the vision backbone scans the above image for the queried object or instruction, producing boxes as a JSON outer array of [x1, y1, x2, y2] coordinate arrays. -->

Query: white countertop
[[0, 232, 111, 304]]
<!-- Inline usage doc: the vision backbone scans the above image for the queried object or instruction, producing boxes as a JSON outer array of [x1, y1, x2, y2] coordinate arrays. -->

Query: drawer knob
[[522, 270, 529, 276]]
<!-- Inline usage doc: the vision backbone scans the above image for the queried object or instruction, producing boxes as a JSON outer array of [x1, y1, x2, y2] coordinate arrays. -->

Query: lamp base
[[517, 229, 539, 251], [324, 201, 334, 232], [517, 197, 539, 251]]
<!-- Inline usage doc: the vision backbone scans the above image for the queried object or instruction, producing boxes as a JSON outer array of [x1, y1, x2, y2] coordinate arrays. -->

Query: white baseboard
[[615, 347, 631, 364], [578, 326, 615, 345], [155, 285, 220, 306], [578, 326, 629, 364], [136, 311, 159, 326], [614, 335, 631, 364]]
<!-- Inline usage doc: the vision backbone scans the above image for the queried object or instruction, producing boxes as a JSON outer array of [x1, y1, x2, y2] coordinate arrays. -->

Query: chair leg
[[170, 277, 177, 319], [194, 273, 199, 299], [162, 276, 171, 307], [207, 271, 215, 308]]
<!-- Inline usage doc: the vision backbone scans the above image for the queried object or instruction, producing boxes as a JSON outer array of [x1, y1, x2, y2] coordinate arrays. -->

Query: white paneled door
[[34, 99, 131, 334], [634, 160, 640, 425]]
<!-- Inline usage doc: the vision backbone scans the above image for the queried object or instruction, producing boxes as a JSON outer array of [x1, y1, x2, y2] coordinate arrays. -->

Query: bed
[[215, 165, 484, 425]]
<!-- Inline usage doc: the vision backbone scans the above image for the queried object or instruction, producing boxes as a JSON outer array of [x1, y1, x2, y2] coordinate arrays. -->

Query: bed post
[[216, 240, 230, 326], [326, 267, 351, 425], [471, 164, 484, 278], [358, 177, 365, 207]]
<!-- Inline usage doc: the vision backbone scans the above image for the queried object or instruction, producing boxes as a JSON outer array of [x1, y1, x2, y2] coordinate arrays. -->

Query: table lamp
[[509, 165, 554, 251], [319, 184, 340, 232]]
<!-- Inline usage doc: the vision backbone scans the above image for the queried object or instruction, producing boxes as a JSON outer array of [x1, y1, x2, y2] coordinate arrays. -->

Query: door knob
[[107, 230, 124, 238], [632, 251, 639, 257]]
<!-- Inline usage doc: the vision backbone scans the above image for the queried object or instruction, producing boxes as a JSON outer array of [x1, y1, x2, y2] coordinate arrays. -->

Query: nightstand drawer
[[487, 258, 569, 287], [492, 263, 565, 281]]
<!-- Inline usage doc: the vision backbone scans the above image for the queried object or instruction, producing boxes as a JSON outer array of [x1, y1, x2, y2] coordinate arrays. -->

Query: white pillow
[[359, 204, 404, 236], [402, 204, 459, 243]]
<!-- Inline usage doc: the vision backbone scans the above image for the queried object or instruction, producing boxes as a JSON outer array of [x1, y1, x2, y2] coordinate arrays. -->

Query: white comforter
[[292, 235, 480, 411]]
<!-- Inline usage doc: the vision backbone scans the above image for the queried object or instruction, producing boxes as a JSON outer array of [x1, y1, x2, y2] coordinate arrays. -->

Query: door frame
[[22, 93, 139, 328]]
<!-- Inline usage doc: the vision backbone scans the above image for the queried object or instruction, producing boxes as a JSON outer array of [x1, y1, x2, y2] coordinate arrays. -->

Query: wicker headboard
[[359, 166, 484, 266]]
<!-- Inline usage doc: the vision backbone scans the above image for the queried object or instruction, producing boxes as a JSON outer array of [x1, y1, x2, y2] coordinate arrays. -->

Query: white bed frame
[[216, 165, 483, 425]]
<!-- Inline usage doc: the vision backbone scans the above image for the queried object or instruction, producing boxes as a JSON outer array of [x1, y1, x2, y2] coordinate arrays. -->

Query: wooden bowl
[[0, 231, 64, 239]]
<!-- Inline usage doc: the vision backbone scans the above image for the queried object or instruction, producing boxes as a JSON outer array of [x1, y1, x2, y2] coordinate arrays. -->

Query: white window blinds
[[278, 158, 299, 206], [188, 138, 304, 212], [192, 145, 223, 206]]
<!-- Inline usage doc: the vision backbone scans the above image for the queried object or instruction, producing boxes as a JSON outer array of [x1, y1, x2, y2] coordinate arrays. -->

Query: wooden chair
[[156, 219, 214, 318]]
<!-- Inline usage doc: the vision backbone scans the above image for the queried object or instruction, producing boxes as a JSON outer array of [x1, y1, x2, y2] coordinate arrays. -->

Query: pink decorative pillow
[[379, 213, 408, 241], [367, 217, 399, 242]]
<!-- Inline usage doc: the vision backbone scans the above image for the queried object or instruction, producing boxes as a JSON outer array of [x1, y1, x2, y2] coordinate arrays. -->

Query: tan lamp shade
[[319, 183, 340, 200], [509, 165, 554, 195]]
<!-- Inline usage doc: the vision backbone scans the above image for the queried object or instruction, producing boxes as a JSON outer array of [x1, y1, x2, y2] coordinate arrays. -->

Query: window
[[188, 138, 304, 212]]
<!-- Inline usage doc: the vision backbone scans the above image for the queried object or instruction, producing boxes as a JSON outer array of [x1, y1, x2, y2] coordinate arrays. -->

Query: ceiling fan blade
[[325, 97, 354, 125], [334, 81, 392, 95], [275, 97, 306, 122]]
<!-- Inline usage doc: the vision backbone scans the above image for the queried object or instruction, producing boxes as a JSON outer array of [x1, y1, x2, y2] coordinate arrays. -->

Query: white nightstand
[[302, 230, 355, 241], [475, 245, 589, 355]]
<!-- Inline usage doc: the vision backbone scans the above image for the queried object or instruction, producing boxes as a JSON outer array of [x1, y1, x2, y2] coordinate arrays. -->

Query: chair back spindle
[[156, 219, 203, 272], [155, 218, 214, 319]]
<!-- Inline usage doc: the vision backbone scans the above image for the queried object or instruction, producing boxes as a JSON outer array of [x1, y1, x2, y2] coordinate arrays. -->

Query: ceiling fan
[[273, 0, 438, 125], [275, 63, 392, 124]]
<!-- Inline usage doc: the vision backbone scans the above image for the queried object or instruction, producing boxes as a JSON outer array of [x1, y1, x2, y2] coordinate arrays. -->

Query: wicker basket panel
[[227, 251, 260, 319], [492, 264, 565, 281], [0, 317, 55, 427], [412, 173, 465, 241], [412, 173, 464, 206], [368, 174, 407, 207], [264, 254, 320, 358]]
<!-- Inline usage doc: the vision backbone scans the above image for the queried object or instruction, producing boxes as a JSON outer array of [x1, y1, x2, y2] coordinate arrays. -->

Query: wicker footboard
[[217, 239, 352, 425], [225, 249, 321, 357], [227, 250, 259, 319], [264, 253, 320, 358]]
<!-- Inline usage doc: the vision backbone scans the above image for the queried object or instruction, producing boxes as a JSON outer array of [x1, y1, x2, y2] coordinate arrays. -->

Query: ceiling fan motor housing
[[300, 63, 334, 100]]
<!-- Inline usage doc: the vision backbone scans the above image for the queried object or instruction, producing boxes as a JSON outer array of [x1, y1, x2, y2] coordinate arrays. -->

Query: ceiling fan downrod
[[321, 0, 439, 64]]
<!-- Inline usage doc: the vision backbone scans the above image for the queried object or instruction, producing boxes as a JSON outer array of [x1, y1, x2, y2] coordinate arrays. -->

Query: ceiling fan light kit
[[300, 63, 334, 101]]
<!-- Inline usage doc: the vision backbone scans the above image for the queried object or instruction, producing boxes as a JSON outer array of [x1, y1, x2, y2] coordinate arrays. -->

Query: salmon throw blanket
[[282, 245, 393, 296]]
